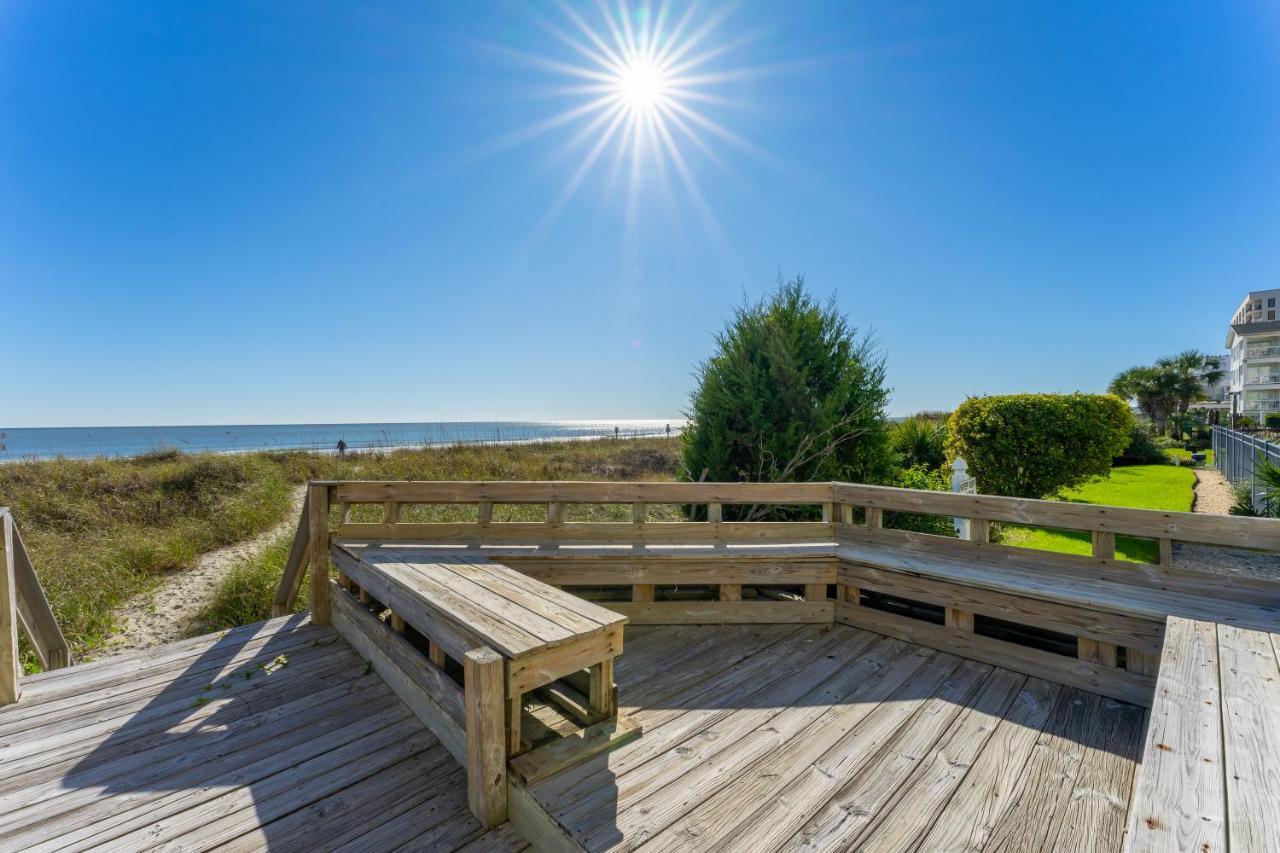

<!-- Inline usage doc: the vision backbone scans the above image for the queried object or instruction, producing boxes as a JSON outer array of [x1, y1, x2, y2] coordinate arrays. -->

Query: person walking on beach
[[336, 438, 347, 458]]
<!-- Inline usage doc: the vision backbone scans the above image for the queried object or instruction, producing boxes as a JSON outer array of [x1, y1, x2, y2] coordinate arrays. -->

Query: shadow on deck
[[0, 615, 523, 852], [0, 616, 1146, 852]]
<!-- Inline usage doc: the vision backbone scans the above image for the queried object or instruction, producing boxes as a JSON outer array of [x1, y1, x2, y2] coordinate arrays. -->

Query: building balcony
[[1247, 346, 1280, 359]]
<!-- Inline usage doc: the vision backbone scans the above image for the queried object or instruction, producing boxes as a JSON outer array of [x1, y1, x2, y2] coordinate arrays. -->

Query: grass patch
[[1163, 447, 1214, 466], [1000, 464, 1196, 562], [5, 437, 681, 668], [195, 534, 305, 632]]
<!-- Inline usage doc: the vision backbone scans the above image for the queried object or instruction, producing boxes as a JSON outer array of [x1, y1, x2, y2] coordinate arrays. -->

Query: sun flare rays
[[486, 0, 771, 256]]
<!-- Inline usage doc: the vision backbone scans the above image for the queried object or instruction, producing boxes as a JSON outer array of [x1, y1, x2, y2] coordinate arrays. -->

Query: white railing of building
[[1213, 425, 1280, 514]]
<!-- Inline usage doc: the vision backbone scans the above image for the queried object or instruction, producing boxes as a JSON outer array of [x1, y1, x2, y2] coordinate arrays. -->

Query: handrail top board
[[334, 539, 836, 560], [311, 479, 1280, 551], [334, 542, 625, 660]]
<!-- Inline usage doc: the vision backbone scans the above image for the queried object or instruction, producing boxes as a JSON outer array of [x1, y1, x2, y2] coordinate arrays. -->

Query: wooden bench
[[834, 533, 1280, 707], [1125, 616, 1280, 852], [331, 542, 628, 754]]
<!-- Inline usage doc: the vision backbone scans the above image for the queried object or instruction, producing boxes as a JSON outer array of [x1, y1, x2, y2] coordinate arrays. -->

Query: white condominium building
[[1226, 288, 1280, 421]]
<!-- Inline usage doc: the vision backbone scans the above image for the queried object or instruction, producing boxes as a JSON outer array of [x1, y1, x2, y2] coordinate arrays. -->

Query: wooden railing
[[1, 508, 73, 705], [274, 480, 1280, 710]]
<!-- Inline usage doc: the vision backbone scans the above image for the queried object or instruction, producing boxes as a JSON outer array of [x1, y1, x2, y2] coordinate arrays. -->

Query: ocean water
[[0, 420, 682, 461]]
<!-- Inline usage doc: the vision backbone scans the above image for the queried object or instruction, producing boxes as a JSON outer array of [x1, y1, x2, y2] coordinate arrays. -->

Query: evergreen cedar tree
[[680, 277, 893, 519], [946, 393, 1133, 499]]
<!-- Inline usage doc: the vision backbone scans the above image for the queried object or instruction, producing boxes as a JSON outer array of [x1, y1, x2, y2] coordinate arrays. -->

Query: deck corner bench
[[326, 539, 628, 829]]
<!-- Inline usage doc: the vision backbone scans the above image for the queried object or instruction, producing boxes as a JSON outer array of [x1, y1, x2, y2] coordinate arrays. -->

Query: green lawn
[[1001, 464, 1196, 563]]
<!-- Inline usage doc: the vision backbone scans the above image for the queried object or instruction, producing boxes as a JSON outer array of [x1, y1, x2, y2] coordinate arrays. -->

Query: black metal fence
[[1213, 425, 1280, 513]]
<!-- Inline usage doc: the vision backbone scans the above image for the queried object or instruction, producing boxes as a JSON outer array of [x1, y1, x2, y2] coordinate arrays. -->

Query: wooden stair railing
[[2, 507, 73, 705], [270, 491, 311, 619]]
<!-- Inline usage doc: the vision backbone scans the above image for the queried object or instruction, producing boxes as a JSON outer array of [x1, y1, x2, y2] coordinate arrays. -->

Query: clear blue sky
[[3, 1, 1278, 427]]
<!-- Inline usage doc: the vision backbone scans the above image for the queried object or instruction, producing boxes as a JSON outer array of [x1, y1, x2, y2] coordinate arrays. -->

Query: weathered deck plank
[[527, 623, 1145, 853], [3, 617, 1152, 852]]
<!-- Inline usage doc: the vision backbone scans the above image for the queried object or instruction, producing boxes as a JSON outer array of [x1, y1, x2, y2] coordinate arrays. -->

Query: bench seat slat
[[836, 542, 1280, 631]]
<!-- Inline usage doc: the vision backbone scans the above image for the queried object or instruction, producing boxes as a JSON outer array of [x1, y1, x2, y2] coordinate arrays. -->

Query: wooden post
[[865, 507, 883, 529], [507, 693, 524, 757], [1079, 637, 1119, 667], [1092, 530, 1116, 561], [308, 483, 331, 626], [389, 612, 405, 633], [547, 501, 564, 528], [720, 583, 742, 602], [477, 501, 493, 526], [589, 657, 617, 718], [945, 608, 974, 631], [707, 502, 722, 523], [969, 518, 991, 543], [1157, 537, 1174, 568], [428, 640, 446, 667], [632, 501, 646, 525], [1, 512, 19, 706], [464, 647, 507, 828], [805, 583, 828, 602], [838, 503, 855, 526], [632, 584, 655, 603], [383, 501, 400, 525]]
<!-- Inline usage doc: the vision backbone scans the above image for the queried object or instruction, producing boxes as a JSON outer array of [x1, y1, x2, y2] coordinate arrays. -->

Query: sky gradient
[[4, 1, 1279, 427]]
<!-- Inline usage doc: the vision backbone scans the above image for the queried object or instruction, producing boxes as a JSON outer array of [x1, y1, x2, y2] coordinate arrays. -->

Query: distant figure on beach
[[665, 423, 671, 437], [335, 438, 347, 458], [614, 426, 620, 440]]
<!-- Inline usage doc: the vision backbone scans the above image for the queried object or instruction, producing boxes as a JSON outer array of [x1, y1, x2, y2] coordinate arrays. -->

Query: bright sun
[[492, 1, 770, 251], [616, 61, 667, 112]]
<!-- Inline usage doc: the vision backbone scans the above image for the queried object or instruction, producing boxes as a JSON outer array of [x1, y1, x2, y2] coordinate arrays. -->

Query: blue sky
[[3, 1, 1278, 427]]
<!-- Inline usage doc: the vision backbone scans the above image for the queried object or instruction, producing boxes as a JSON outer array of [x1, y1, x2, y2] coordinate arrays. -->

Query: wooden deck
[[525, 621, 1148, 852], [0, 615, 1148, 852], [0, 615, 526, 853]]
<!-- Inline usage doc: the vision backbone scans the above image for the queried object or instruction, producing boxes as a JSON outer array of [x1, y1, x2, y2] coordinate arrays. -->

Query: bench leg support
[[589, 658, 617, 718], [465, 647, 508, 828]]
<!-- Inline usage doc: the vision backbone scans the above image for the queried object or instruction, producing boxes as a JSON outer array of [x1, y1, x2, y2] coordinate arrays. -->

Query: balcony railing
[[1247, 346, 1280, 358], [1246, 399, 1280, 411], [1247, 374, 1280, 385]]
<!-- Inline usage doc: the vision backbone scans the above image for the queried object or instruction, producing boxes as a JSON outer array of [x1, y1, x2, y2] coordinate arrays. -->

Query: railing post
[[1, 511, 19, 705], [308, 483, 331, 626], [464, 647, 507, 828]]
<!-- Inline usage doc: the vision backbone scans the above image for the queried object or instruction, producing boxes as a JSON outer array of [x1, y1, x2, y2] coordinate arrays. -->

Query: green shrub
[[889, 414, 949, 470], [945, 393, 1133, 498], [1113, 426, 1167, 466], [885, 464, 955, 536], [1267, 414, 1280, 429], [682, 276, 893, 517], [1237, 416, 1258, 428]]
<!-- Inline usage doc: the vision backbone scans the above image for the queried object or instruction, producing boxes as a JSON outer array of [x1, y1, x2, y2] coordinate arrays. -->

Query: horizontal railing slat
[[334, 521, 834, 544], [834, 482, 1280, 550], [326, 480, 835, 505]]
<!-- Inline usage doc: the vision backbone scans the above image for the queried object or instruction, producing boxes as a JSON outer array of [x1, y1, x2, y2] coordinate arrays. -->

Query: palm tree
[[1109, 366, 1175, 433], [1109, 350, 1224, 436], [1156, 350, 1224, 418]]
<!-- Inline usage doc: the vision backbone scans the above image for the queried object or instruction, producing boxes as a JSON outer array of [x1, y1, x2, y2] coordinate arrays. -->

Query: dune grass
[[1, 450, 295, 669], [1000, 464, 1196, 563], [196, 437, 683, 631], [1, 437, 682, 665]]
